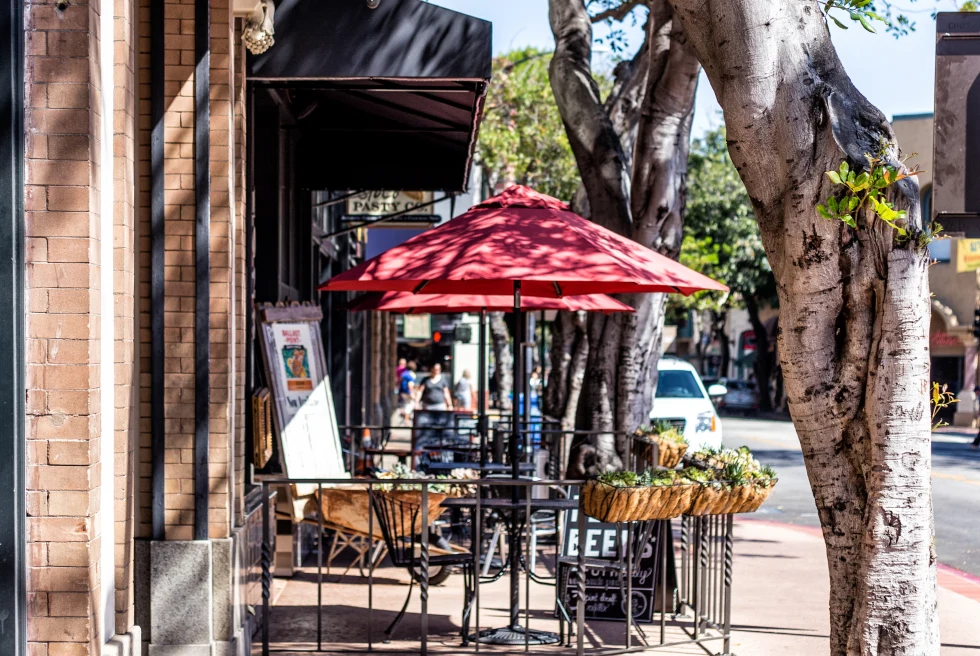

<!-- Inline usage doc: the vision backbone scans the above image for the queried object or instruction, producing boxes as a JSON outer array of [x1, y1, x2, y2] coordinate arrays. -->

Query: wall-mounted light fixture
[[242, 1, 276, 55]]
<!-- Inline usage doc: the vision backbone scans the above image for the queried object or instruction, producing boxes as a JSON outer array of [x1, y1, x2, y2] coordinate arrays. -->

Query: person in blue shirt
[[398, 361, 417, 420]]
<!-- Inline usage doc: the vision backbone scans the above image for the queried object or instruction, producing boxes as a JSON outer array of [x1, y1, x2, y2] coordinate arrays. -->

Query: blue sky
[[434, 0, 962, 136]]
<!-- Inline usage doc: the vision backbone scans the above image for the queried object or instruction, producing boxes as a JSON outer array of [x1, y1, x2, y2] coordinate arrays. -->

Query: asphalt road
[[719, 415, 980, 577]]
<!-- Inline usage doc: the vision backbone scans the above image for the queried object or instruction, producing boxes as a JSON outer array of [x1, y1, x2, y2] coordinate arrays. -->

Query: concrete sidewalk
[[256, 518, 980, 654], [730, 519, 980, 655]]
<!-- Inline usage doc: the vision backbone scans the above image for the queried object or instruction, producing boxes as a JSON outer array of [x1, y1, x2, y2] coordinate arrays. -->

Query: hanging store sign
[[956, 238, 980, 272], [402, 314, 431, 340], [345, 190, 437, 222]]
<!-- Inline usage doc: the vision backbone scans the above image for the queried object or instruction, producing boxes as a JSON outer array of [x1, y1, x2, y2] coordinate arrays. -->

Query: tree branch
[[590, 0, 642, 24], [549, 0, 633, 236]]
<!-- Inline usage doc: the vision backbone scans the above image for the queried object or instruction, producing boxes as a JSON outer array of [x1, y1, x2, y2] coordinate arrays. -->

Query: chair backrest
[[369, 491, 420, 569]]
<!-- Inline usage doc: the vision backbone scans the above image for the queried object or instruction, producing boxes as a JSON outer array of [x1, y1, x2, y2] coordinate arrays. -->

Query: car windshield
[[656, 370, 705, 399]]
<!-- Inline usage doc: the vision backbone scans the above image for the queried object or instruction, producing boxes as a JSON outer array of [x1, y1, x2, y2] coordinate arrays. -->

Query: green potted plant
[[634, 420, 689, 468]]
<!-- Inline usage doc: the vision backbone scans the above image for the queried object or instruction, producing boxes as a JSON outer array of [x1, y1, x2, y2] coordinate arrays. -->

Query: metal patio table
[[442, 495, 578, 644]]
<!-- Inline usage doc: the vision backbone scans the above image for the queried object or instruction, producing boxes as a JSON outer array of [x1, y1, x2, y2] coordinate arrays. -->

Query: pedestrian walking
[[454, 369, 475, 411], [416, 362, 453, 411], [398, 361, 418, 421], [396, 357, 407, 387]]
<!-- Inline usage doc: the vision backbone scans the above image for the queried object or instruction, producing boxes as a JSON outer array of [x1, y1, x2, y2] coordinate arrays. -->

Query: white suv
[[649, 357, 725, 452]]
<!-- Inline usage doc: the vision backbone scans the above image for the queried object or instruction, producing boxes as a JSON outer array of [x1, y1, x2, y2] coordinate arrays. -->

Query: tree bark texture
[[543, 310, 589, 431], [550, 0, 699, 476], [665, 0, 938, 652], [489, 311, 514, 411]]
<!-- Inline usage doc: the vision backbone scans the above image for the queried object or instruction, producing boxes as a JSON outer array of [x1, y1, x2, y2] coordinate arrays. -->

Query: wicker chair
[[370, 490, 475, 644]]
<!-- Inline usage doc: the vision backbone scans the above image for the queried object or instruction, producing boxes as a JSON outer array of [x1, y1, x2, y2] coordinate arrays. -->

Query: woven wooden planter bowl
[[734, 480, 776, 513], [685, 479, 777, 515], [633, 435, 688, 469], [657, 441, 688, 469], [582, 480, 698, 522], [312, 486, 448, 537]]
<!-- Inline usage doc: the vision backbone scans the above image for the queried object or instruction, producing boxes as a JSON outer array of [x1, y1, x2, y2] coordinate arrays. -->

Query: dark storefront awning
[[248, 0, 492, 192]]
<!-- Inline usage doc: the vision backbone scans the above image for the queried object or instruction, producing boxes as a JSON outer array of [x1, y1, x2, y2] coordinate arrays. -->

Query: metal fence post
[[261, 482, 271, 656], [421, 482, 430, 655], [525, 490, 531, 651], [698, 516, 709, 636], [625, 521, 633, 649], [317, 483, 323, 650], [576, 495, 586, 656], [474, 489, 481, 650], [368, 484, 374, 651], [724, 514, 734, 654]]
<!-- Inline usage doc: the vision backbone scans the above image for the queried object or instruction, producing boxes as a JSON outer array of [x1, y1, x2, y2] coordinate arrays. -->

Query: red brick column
[[113, 0, 139, 635], [135, 0, 244, 541], [24, 0, 110, 652]]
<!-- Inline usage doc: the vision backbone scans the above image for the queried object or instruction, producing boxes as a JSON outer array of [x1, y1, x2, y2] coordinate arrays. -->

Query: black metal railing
[[256, 476, 734, 656]]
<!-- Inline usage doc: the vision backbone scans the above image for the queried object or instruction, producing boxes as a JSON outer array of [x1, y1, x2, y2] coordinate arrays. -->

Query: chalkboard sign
[[558, 498, 662, 623]]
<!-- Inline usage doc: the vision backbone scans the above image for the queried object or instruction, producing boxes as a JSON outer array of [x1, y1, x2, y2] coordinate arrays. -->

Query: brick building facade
[[22, 0, 250, 652], [0, 1, 490, 654]]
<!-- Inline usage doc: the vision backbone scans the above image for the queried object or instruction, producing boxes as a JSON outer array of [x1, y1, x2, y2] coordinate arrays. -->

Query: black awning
[[249, 0, 491, 192]]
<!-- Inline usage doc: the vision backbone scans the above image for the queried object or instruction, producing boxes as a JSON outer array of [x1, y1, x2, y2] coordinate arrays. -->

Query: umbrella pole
[[510, 281, 522, 630], [479, 308, 487, 469]]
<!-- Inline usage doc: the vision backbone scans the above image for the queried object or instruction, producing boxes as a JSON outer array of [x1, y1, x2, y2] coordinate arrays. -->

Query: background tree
[[477, 47, 583, 409], [549, 0, 701, 475], [647, 0, 940, 652], [680, 127, 778, 408]]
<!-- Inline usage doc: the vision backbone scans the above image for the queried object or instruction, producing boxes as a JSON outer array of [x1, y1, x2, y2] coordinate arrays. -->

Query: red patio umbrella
[[322, 185, 726, 645], [323, 185, 727, 297], [347, 291, 634, 314]]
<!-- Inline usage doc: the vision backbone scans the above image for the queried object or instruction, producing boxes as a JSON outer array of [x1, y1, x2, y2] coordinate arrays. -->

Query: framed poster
[[257, 304, 347, 496]]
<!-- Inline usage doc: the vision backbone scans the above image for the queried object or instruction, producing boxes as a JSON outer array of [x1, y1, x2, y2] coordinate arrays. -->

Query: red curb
[[734, 516, 980, 603]]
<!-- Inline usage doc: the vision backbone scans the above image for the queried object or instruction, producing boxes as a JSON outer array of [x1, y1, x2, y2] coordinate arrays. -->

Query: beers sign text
[[346, 190, 435, 217]]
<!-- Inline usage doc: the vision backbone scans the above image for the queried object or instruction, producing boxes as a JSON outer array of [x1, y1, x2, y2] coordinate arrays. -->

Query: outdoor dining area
[[255, 186, 777, 655]]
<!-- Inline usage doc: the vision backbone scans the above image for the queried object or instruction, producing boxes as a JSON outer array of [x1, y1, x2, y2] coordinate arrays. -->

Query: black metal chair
[[555, 519, 662, 645], [370, 490, 475, 644]]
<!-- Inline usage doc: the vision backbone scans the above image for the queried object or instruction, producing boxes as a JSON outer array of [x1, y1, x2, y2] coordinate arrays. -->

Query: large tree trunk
[[550, 0, 699, 476], [489, 311, 513, 411], [744, 294, 774, 412], [666, 0, 938, 652], [543, 310, 589, 431]]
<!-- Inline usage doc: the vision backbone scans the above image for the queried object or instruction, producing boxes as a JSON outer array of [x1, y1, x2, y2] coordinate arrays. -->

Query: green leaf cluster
[[816, 156, 920, 240], [679, 127, 775, 314], [822, 0, 882, 33], [476, 47, 581, 202]]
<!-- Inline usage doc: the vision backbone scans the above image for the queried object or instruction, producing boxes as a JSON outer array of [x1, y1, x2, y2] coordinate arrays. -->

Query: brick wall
[[113, 0, 139, 635], [209, 0, 235, 540], [136, 0, 149, 541], [232, 18, 247, 527], [135, 0, 242, 540], [26, 0, 245, 648], [159, 0, 198, 541], [25, 0, 108, 652]]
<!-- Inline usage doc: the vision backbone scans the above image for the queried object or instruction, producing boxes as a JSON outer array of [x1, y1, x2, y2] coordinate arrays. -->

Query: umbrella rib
[[553, 281, 563, 298], [413, 280, 430, 294]]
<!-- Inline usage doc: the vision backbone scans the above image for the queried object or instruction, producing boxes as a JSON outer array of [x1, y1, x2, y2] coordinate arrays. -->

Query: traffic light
[[454, 324, 473, 343], [973, 309, 980, 338]]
